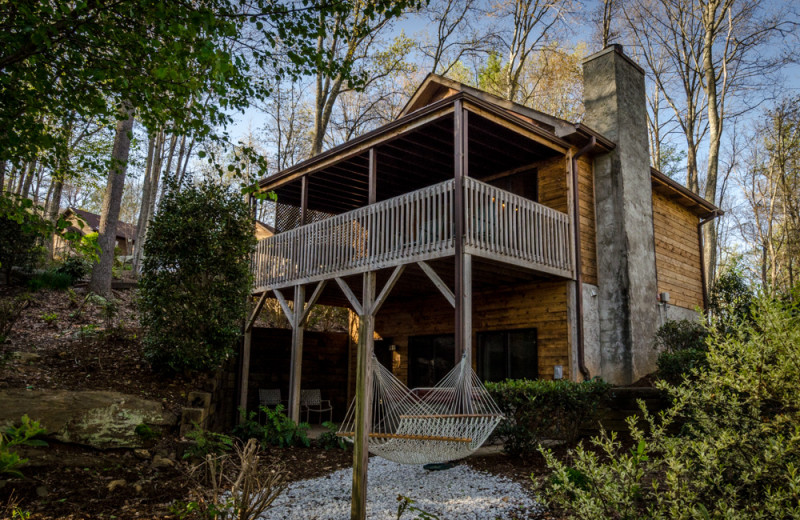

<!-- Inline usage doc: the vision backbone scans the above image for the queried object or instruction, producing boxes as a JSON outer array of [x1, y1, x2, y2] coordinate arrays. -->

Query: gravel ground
[[259, 457, 545, 519]]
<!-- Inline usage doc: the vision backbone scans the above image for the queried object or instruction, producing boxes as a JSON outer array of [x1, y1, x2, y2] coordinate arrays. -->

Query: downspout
[[571, 137, 596, 381], [698, 209, 723, 310]]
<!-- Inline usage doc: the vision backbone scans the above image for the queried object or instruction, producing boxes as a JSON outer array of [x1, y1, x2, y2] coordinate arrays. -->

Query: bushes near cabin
[[540, 295, 800, 519], [485, 379, 610, 456], [138, 181, 256, 373], [654, 319, 708, 385]]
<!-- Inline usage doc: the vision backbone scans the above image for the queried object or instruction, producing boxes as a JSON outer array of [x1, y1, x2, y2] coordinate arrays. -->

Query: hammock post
[[351, 271, 376, 520]]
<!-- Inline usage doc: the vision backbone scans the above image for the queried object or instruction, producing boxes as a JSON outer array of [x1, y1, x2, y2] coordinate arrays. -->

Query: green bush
[[540, 295, 800, 519], [1, 415, 48, 478], [55, 256, 92, 283], [262, 405, 310, 448], [654, 319, 709, 385], [183, 427, 234, 460], [317, 421, 348, 451], [139, 181, 256, 373], [27, 270, 73, 291], [231, 408, 266, 442], [485, 378, 610, 456]]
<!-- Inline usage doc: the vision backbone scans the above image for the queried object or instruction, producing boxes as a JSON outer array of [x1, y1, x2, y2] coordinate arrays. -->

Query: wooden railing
[[463, 177, 572, 276], [252, 178, 573, 291]]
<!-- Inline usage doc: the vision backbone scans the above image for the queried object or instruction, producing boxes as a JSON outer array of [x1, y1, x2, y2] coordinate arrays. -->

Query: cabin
[[53, 207, 137, 258], [240, 45, 721, 428]]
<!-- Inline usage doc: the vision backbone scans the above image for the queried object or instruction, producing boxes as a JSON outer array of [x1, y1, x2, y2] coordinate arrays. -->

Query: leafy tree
[[139, 181, 256, 373]]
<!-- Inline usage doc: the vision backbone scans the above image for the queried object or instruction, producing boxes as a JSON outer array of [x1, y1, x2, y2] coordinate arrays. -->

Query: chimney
[[582, 45, 659, 385]]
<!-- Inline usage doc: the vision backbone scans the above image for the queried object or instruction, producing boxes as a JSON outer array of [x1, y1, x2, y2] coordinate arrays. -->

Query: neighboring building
[[255, 220, 275, 241], [242, 45, 720, 422], [53, 207, 137, 258]]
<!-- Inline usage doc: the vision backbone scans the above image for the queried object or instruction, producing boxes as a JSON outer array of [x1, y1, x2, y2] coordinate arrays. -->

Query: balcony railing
[[252, 178, 573, 291]]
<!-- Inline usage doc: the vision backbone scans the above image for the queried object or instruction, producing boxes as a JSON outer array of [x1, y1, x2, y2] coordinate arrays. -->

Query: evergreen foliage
[[139, 181, 255, 373], [541, 295, 800, 519], [485, 379, 610, 455], [654, 319, 709, 385]]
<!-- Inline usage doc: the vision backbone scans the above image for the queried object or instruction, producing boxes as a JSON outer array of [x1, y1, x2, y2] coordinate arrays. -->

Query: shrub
[[55, 256, 92, 283], [262, 405, 310, 448], [540, 295, 800, 519], [317, 421, 349, 451], [183, 427, 234, 460], [27, 270, 73, 291], [485, 378, 610, 456], [139, 181, 256, 373], [654, 319, 709, 385], [1, 415, 48, 478], [231, 408, 266, 443]]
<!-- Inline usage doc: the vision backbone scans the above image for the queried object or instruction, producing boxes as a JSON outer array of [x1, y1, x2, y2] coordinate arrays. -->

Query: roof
[[649, 168, 722, 219], [64, 208, 137, 241]]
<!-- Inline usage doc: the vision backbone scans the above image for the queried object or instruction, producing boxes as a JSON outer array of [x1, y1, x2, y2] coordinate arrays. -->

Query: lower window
[[477, 328, 538, 382]]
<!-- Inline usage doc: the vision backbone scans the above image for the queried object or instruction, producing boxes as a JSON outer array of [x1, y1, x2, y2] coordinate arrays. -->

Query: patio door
[[407, 334, 455, 388]]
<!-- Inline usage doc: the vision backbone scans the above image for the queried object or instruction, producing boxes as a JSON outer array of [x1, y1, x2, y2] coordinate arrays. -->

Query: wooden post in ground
[[351, 271, 375, 520], [287, 284, 306, 423], [453, 100, 470, 362], [238, 291, 269, 424]]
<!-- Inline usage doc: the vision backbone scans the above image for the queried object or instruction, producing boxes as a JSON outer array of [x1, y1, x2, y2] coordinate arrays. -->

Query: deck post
[[287, 284, 306, 423], [454, 100, 470, 361], [238, 292, 270, 423], [351, 271, 375, 520]]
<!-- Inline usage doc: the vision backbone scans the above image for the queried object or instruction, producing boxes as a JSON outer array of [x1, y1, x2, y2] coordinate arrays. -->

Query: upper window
[[477, 328, 538, 382]]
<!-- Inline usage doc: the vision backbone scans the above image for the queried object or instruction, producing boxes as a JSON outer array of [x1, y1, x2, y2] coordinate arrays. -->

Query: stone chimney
[[582, 45, 659, 385]]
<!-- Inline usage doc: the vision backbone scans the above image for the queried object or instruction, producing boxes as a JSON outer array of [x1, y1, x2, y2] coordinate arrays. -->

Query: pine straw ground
[[0, 287, 571, 519]]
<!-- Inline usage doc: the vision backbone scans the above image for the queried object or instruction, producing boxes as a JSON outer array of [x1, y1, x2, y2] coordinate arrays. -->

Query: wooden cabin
[[242, 45, 720, 427]]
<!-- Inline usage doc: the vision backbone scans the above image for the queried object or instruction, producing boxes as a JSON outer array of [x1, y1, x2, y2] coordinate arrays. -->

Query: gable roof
[[64, 208, 137, 241]]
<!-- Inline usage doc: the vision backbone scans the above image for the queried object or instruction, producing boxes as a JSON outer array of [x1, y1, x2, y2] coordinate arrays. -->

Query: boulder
[[0, 389, 177, 449]]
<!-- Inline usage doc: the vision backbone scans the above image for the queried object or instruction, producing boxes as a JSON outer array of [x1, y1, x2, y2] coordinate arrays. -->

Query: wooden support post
[[368, 148, 377, 204], [287, 284, 306, 424], [238, 291, 271, 422], [351, 271, 375, 520], [300, 176, 308, 226], [454, 100, 470, 361]]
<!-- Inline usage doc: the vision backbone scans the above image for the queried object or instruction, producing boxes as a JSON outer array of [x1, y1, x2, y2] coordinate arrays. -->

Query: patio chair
[[300, 389, 333, 424], [258, 388, 283, 422]]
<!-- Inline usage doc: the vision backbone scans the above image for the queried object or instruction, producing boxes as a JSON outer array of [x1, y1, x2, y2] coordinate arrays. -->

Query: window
[[407, 334, 455, 388], [477, 329, 537, 382]]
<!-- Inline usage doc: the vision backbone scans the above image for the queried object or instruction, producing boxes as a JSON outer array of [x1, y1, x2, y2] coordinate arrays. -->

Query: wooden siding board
[[652, 191, 703, 310]]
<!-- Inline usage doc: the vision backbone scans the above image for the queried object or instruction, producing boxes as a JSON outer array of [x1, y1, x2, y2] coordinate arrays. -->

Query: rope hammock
[[337, 353, 503, 465]]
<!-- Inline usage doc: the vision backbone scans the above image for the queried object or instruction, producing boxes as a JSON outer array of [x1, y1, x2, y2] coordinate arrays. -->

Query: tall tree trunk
[[176, 137, 195, 186], [89, 105, 136, 297], [132, 132, 157, 274], [20, 158, 37, 199], [0, 160, 5, 192], [159, 134, 178, 199]]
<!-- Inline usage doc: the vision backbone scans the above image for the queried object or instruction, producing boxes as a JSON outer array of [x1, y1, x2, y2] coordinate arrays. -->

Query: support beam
[[300, 280, 328, 323], [417, 261, 455, 308], [372, 265, 406, 316], [287, 285, 306, 423], [368, 148, 377, 204], [351, 271, 376, 520], [246, 291, 270, 332], [239, 291, 271, 422], [454, 100, 470, 361], [272, 288, 294, 323], [300, 175, 309, 226], [335, 277, 363, 316]]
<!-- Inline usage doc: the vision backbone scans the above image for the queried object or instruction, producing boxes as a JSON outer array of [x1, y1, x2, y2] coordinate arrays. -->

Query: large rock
[[0, 389, 177, 449]]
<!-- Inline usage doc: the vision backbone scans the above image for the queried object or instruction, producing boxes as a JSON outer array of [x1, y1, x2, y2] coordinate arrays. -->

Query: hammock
[[337, 353, 503, 465]]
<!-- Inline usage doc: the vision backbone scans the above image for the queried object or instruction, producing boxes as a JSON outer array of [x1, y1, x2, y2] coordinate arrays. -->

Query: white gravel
[[258, 457, 544, 519]]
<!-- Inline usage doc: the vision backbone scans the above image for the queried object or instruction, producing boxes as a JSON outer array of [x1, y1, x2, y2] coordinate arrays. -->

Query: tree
[[88, 105, 135, 296], [138, 181, 256, 373]]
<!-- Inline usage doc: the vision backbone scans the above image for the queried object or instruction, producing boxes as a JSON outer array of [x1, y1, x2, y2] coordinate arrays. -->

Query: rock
[[187, 391, 211, 409], [133, 449, 151, 460], [0, 389, 178, 449], [107, 479, 126, 492], [12, 352, 41, 364], [134, 483, 143, 494], [151, 454, 174, 469], [36, 485, 48, 497]]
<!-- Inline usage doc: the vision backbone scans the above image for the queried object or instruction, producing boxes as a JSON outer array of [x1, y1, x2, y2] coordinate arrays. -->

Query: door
[[407, 334, 455, 388]]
